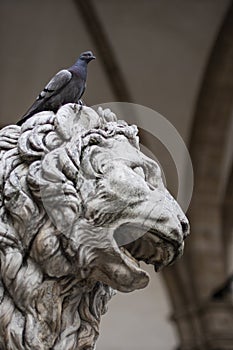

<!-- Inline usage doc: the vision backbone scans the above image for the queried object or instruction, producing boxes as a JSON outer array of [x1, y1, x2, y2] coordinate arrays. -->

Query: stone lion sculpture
[[0, 104, 189, 349]]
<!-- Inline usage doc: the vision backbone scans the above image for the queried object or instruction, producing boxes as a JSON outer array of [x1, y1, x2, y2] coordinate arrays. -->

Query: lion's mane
[[0, 105, 138, 349]]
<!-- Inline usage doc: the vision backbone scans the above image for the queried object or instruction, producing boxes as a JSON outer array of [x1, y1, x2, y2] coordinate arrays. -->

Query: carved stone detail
[[0, 104, 189, 349]]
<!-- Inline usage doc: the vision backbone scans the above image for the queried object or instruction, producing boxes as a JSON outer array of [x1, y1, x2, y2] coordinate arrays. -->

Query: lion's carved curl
[[0, 105, 189, 349]]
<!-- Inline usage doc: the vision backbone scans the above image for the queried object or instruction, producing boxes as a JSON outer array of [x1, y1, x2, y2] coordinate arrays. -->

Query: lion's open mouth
[[114, 224, 184, 273]]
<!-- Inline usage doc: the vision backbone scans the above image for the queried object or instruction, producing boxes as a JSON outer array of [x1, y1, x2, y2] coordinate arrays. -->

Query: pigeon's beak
[[91, 55, 96, 60]]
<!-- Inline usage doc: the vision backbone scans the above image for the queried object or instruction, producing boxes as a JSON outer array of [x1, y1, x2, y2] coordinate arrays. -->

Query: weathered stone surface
[[0, 104, 189, 349]]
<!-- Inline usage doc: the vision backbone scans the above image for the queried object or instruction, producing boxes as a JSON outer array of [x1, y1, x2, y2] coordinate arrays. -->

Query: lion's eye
[[133, 166, 146, 179]]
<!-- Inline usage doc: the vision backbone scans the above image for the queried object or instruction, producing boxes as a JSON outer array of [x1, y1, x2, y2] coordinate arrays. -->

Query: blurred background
[[0, 1, 232, 349]]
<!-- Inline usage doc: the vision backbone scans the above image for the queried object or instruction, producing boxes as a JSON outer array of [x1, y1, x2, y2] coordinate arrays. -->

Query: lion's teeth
[[120, 247, 140, 267]]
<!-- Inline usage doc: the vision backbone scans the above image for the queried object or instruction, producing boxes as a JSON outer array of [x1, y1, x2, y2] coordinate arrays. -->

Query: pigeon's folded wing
[[36, 69, 72, 102], [17, 70, 73, 125]]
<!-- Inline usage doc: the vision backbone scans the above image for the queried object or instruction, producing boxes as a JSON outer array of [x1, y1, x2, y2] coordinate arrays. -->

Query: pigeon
[[17, 51, 96, 126]]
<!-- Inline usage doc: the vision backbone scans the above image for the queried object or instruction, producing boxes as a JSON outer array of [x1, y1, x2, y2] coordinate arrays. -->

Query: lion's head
[[0, 105, 189, 349]]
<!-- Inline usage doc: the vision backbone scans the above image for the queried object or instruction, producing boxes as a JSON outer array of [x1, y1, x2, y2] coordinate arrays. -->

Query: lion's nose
[[180, 219, 190, 238]]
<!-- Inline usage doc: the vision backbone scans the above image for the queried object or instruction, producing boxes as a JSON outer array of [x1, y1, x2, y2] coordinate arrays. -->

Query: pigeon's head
[[79, 51, 96, 63]]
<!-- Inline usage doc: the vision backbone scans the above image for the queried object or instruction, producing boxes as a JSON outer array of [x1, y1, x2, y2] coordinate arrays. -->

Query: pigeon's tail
[[17, 111, 35, 126], [17, 102, 46, 125]]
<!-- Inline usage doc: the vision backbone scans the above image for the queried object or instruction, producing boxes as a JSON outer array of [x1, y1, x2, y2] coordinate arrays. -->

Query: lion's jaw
[[0, 105, 190, 350], [73, 136, 189, 293]]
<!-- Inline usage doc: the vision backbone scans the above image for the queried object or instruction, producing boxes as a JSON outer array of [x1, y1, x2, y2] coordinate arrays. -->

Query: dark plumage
[[17, 51, 96, 126]]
